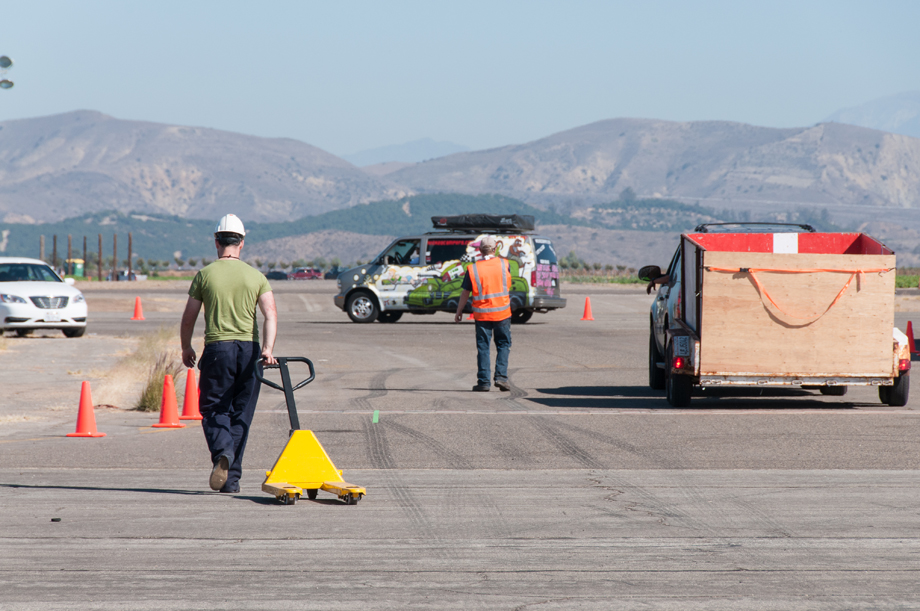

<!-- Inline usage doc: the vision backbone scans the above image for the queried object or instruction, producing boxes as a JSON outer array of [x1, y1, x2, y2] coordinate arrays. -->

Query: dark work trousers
[[474, 317, 512, 387], [198, 340, 262, 487]]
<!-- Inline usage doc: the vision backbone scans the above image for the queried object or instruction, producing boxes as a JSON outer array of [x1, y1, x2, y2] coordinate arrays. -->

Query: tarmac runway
[[2, 281, 920, 609]]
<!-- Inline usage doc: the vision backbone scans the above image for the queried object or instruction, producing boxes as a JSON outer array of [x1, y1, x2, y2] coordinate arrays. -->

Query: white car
[[0, 257, 88, 337]]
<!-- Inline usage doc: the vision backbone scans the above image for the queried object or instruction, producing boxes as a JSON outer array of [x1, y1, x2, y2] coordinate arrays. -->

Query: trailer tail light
[[673, 357, 685, 370], [899, 358, 911, 371]]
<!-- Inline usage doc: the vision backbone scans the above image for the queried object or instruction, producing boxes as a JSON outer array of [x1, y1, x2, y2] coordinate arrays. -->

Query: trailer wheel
[[649, 329, 665, 390], [881, 372, 910, 407], [819, 386, 847, 396], [665, 349, 692, 407]]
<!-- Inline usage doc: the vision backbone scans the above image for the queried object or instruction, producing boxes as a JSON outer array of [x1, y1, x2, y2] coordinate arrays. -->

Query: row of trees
[[558, 251, 636, 277]]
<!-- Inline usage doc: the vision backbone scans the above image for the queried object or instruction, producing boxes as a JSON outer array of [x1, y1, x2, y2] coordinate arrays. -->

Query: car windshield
[[0, 263, 61, 282]]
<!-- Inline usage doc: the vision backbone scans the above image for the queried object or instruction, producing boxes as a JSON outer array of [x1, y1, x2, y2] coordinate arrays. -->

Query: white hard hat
[[479, 235, 498, 250], [215, 214, 246, 236]]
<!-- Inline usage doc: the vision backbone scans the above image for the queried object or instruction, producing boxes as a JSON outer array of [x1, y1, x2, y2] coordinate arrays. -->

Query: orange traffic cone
[[908, 321, 918, 354], [581, 297, 594, 321], [468, 312, 475, 321], [131, 297, 145, 321], [67, 381, 106, 437], [152, 374, 185, 428], [179, 369, 202, 420]]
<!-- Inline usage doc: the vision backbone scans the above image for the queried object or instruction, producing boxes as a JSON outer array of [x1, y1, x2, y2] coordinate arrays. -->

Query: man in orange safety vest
[[454, 235, 513, 392]]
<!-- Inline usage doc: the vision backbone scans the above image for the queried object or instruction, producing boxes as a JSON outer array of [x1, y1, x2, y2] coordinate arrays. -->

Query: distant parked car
[[290, 267, 322, 280], [265, 270, 289, 281], [324, 266, 343, 280], [0, 257, 88, 337], [105, 270, 137, 281]]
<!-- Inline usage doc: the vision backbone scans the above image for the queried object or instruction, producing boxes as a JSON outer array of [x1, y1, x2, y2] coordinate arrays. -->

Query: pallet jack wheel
[[307, 489, 318, 500], [281, 492, 299, 505], [344, 493, 360, 505]]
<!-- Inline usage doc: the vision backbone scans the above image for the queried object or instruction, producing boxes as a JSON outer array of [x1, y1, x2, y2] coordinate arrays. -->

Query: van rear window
[[533, 238, 558, 265], [426, 239, 473, 265]]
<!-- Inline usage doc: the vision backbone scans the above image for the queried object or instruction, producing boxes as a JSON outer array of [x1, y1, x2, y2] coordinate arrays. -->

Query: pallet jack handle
[[255, 357, 315, 435]]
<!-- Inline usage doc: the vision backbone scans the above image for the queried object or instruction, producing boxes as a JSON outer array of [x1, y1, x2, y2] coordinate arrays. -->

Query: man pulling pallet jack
[[181, 214, 278, 494], [181, 214, 365, 505]]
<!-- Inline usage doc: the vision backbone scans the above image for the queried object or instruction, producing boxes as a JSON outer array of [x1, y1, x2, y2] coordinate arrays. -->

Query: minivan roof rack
[[431, 214, 535, 233]]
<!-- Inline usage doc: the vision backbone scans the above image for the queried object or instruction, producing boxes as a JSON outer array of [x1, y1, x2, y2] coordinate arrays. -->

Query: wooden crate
[[699, 251, 895, 376]]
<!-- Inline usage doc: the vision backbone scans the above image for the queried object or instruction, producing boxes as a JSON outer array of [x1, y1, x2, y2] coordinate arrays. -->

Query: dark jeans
[[475, 318, 512, 386], [198, 340, 262, 486]]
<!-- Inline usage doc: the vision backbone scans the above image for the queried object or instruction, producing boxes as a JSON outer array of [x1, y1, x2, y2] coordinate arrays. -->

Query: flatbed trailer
[[651, 230, 911, 407]]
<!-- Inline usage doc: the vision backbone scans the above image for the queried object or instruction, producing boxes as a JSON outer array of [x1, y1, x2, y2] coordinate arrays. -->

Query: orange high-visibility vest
[[470, 257, 511, 321]]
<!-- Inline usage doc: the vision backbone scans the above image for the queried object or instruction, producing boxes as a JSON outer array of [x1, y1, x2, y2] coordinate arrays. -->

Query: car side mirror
[[637, 265, 662, 282], [65, 277, 76, 286]]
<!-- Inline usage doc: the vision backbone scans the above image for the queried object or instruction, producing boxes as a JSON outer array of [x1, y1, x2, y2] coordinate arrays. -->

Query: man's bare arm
[[258, 291, 278, 365], [180, 297, 203, 368], [454, 289, 471, 323]]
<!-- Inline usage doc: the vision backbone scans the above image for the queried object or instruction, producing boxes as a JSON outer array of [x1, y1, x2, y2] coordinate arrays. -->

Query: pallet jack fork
[[256, 357, 366, 506]]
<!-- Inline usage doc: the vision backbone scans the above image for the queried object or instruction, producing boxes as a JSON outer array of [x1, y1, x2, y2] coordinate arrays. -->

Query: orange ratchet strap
[[705, 267, 893, 323]]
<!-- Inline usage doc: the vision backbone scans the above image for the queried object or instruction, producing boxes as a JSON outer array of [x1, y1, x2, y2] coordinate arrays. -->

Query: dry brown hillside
[[388, 118, 920, 212], [0, 111, 407, 223]]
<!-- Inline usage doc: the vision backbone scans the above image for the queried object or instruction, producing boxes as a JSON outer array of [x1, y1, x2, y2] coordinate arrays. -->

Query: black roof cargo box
[[431, 214, 535, 232]]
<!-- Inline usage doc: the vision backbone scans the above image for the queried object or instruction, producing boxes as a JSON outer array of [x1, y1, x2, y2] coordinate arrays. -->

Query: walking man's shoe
[[219, 482, 240, 494], [209, 455, 229, 490], [472, 384, 491, 392], [494, 378, 511, 392]]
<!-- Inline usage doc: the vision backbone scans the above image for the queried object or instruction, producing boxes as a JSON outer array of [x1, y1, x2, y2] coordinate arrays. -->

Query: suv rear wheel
[[346, 292, 379, 323], [378, 311, 402, 323], [511, 309, 533, 324]]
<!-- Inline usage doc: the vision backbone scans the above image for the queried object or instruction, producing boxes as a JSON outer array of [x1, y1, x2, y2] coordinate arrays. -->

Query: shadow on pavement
[[528, 385, 861, 410], [1, 483, 210, 496]]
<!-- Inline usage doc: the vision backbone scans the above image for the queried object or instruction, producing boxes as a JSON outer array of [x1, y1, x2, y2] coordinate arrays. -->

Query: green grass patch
[[896, 275, 919, 289]]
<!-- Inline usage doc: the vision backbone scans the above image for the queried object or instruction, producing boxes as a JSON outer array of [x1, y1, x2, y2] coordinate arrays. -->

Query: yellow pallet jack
[[256, 357, 366, 506]]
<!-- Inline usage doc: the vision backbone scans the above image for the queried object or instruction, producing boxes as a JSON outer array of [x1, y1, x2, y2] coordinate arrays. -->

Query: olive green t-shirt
[[188, 259, 272, 345]]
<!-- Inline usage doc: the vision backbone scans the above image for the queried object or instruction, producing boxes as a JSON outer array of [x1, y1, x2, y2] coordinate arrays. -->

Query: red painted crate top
[[686, 232, 892, 255]]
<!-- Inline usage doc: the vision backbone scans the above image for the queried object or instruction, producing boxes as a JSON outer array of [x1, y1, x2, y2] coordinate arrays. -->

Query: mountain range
[[0, 111, 406, 224], [3, 111, 920, 231], [825, 91, 920, 140]]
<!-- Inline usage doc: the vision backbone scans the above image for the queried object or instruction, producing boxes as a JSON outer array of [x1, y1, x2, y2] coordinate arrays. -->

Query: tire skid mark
[[525, 415, 605, 470], [382, 420, 474, 470], [534, 419, 729, 534], [362, 415, 395, 470], [360, 419, 443, 550], [375, 419, 520, 541]]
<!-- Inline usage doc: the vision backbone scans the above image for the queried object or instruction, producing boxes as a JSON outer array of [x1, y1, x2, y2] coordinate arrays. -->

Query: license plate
[[45, 311, 61, 322]]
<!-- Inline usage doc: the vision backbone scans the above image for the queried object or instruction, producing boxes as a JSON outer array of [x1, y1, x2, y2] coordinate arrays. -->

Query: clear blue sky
[[1, 1, 917, 156]]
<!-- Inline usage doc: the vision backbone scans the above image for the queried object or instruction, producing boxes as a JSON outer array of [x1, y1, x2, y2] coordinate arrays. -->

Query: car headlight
[[73, 293, 85, 304], [0, 294, 27, 304]]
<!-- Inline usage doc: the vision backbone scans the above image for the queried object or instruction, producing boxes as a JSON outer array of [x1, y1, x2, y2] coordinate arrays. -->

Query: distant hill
[[0, 111, 406, 224], [0, 193, 579, 262], [388, 118, 920, 212], [825, 92, 920, 139], [343, 138, 469, 166]]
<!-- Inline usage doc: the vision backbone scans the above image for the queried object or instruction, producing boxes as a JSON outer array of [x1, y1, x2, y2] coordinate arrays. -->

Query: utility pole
[[128, 232, 133, 281], [83, 236, 87, 277], [67, 235, 72, 274], [112, 234, 118, 282], [39, 235, 45, 261], [98, 234, 103, 282], [52, 235, 58, 270]]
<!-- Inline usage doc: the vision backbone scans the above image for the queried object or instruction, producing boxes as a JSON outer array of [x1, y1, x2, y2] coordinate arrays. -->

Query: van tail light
[[531, 271, 536, 286], [899, 358, 911, 371]]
